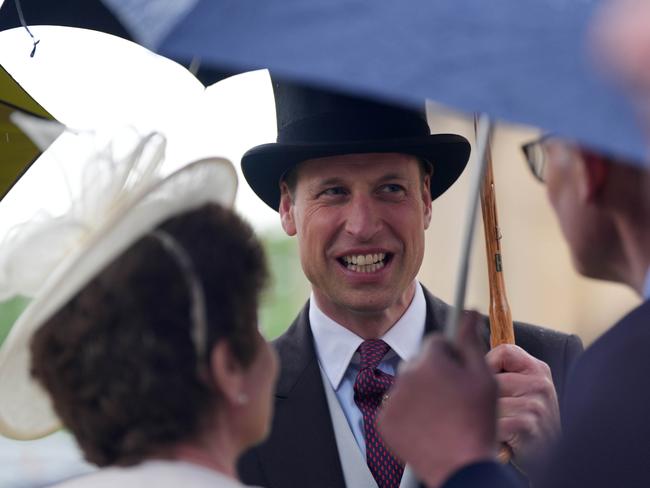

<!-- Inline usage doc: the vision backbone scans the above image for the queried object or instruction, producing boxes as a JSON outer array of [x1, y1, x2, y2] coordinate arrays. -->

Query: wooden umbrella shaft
[[477, 126, 515, 464], [480, 145, 515, 348]]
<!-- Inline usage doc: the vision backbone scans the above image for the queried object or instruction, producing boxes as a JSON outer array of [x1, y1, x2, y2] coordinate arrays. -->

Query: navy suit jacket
[[444, 300, 650, 488], [238, 288, 583, 488]]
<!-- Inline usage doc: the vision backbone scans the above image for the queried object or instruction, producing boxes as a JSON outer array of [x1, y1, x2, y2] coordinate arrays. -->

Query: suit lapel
[[251, 287, 489, 488], [255, 302, 346, 488]]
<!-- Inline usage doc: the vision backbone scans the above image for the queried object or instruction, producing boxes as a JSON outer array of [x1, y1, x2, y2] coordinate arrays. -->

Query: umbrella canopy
[[0, 64, 56, 199], [90, 0, 647, 165]]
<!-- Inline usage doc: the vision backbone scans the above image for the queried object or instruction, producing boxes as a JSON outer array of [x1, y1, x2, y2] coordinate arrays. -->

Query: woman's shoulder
[[52, 460, 252, 488]]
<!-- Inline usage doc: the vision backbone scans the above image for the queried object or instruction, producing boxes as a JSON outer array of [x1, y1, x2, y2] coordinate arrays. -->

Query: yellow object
[[0, 65, 54, 200]]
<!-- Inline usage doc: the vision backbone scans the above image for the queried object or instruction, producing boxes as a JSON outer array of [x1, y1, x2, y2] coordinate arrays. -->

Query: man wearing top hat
[[237, 80, 583, 488]]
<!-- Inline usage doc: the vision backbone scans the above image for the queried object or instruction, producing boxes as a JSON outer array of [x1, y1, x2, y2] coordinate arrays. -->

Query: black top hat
[[242, 80, 470, 210]]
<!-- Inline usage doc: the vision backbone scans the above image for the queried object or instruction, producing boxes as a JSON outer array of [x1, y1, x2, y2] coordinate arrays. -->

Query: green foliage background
[[0, 296, 29, 347], [0, 234, 307, 347], [258, 232, 309, 339]]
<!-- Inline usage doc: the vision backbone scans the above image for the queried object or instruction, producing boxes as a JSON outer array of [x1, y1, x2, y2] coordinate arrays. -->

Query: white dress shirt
[[309, 281, 426, 456]]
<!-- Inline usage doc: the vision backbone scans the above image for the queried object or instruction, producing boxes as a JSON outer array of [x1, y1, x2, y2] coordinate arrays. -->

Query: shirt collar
[[644, 267, 650, 300], [309, 282, 427, 390]]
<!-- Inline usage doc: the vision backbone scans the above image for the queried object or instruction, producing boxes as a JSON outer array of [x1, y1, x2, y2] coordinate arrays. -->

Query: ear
[[421, 173, 433, 229], [578, 149, 609, 203], [209, 341, 247, 408], [279, 182, 297, 236]]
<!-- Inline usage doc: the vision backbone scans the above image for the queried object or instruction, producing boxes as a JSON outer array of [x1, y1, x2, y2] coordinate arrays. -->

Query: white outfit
[[51, 460, 258, 488]]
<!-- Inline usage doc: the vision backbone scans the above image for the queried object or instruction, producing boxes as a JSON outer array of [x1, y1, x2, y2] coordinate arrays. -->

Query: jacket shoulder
[[512, 320, 583, 361]]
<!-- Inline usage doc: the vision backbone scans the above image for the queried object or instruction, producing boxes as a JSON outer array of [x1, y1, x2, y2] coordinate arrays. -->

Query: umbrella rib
[[445, 113, 493, 343], [13, 0, 40, 57]]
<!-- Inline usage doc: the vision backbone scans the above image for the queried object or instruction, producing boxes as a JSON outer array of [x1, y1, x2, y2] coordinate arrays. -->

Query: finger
[[494, 372, 556, 398], [497, 396, 550, 422], [497, 397, 558, 444], [497, 415, 540, 446], [486, 344, 546, 374]]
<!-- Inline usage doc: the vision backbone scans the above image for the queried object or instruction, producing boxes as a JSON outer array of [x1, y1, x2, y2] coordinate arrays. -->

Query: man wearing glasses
[[379, 136, 650, 488]]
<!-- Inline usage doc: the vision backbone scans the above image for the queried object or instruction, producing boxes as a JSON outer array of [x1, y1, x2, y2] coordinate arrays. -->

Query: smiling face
[[279, 153, 432, 335]]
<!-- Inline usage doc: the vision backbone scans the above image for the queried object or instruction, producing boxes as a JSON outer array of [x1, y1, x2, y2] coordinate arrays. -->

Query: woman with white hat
[[0, 132, 278, 487]]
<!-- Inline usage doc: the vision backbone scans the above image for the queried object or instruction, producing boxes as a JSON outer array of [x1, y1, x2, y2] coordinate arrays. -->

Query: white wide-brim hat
[[0, 130, 237, 440]]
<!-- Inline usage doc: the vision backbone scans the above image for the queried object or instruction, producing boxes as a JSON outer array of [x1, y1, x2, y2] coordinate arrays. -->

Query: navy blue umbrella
[[95, 0, 648, 164], [3, 0, 646, 161], [94, 0, 650, 339], [3, 0, 646, 337]]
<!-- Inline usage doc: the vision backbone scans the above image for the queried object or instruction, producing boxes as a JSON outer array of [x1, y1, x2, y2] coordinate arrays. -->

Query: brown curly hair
[[30, 204, 268, 468]]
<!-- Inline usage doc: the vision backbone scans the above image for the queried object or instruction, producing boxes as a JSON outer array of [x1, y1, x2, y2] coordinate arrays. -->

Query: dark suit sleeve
[[441, 461, 523, 488], [538, 310, 650, 488]]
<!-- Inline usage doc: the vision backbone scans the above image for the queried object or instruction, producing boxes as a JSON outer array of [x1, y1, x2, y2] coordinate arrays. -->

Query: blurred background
[[0, 24, 641, 488]]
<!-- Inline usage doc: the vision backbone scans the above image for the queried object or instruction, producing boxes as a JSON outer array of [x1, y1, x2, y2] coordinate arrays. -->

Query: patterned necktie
[[353, 339, 404, 488]]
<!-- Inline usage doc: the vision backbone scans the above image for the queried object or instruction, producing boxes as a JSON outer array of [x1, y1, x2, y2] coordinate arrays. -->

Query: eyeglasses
[[521, 135, 553, 183], [522, 135, 579, 183]]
